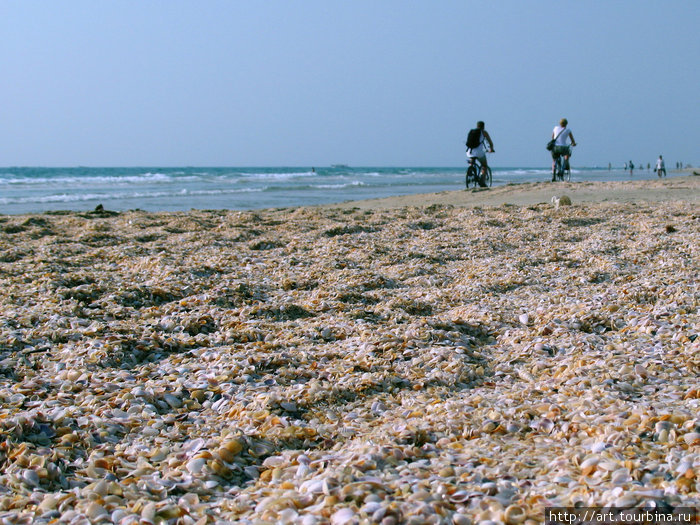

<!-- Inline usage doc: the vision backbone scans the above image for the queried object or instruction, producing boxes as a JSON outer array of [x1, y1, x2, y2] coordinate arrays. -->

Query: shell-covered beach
[[0, 178, 698, 524]]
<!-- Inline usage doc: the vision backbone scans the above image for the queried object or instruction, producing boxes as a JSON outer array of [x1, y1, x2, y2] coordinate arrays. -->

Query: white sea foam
[[509, 169, 551, 176], [313, 181, 365, 189], [239, 171, 317, 180], [0, 187, 266, 205], [0, 172, 197, 186]]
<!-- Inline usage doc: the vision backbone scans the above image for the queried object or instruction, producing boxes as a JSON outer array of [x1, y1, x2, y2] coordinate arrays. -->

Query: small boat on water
[[330, 164, 350, 169]]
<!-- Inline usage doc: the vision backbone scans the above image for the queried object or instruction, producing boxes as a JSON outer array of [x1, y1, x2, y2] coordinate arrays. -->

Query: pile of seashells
[[0, 199, 697, 524]]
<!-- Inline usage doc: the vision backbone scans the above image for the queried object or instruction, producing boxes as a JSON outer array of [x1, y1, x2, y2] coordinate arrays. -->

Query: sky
[[1, 1, 698, 168]]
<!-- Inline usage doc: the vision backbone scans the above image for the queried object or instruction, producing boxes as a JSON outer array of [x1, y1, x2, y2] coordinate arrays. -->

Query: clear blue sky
[[2, 1, 698, 168]]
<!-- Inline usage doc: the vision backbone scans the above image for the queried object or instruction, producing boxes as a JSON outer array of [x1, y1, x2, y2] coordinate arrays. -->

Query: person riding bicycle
[[466, 121, 495, 181], [551, 118, 576, 181]]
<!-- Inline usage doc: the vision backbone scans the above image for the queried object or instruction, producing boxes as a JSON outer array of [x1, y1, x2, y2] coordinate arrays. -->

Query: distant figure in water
[[629, 161, 634, 176], [655, 155, 666, 177]]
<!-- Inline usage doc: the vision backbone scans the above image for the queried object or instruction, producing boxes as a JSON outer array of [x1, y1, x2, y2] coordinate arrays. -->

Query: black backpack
[[466, 128, 482, 150]]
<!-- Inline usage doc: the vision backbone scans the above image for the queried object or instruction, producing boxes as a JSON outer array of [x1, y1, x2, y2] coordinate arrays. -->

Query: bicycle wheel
[[483, 166, 493, 187], [555, 157, 564, 181], [466, 165, 478, 188], [564, 167, 571, 182]]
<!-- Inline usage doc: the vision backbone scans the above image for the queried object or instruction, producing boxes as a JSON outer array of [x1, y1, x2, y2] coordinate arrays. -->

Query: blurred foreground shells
[[0, 198, 698, 523]]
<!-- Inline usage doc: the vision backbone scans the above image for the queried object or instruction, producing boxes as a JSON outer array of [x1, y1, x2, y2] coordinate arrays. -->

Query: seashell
[[534, 417, 554, 433], [449, 490, 472, 503], [37, 495, 59, 513], [278, 508, 299, 524], [361, 501, 383, 514], [280, 401, 297, 412], [655, 420, 673, 432], [183, 438, 206, 455], [221, 438, 244, 456], [589, 441, 607, 453], [149, 447, 169, 463], [86, 502, 109, 521], [296, 463, 311, 478], [209, 458, 232, 478], [331, 507, 356, 525], [301, 515, 321, 525], [249, 441, 275, 457], [371, 507, 388, 523], [518, 314, 529, 325], [243, 465, 259, 479], [300, 479, 325, 494], [453, 513, 472, 525], [262, 455, 286, 468], [186, 458, 206, 475], [611, 468, 632, 484], [190, 389, 206, 402], [59, 433, 80, 446], [481, 420, 498, 433], [141, 502, 157, 523], [598, 460, 620, 471], [22, 469, 40, 487], [175, 495, 198, 513], [682, 432, 700, 446], [579, 456, 599, 475], [91, 479, 109, 496], [504, 505, 527, 524], [505, 422, 521, 433], [613, 495, 638, 507], [162, 393, 183, 409], [157, 505, 182, 520]]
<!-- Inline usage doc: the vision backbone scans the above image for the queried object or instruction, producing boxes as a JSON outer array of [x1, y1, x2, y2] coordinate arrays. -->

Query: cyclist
[[466, 121, 495, 182], [551, 118, 576, 181]]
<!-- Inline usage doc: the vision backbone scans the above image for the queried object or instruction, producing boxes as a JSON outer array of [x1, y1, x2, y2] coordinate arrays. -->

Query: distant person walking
[[655, 155, 666, 177], [629, 161, 634, 176], [550, 118, 576, 182]]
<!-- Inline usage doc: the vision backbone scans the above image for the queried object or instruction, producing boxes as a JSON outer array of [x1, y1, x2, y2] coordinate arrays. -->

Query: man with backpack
[[466, 121, 495, 183]]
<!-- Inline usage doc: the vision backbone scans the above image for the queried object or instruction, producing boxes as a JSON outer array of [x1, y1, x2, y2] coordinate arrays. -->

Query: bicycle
[[465, 156, 492, 188], [552, 146, 573, 182]]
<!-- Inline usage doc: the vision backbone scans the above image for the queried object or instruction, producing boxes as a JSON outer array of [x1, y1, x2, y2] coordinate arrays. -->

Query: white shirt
[[553, 126, 572, 146], [656, 158, 665, 169]]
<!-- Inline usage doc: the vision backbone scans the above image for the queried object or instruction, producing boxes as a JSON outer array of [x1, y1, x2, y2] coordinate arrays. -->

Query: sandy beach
[[322, 172, 700, 210], [0, 176, 698, 523]]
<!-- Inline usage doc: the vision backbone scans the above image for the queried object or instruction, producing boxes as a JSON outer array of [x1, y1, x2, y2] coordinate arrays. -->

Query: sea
[[0, 166, 679, 215]]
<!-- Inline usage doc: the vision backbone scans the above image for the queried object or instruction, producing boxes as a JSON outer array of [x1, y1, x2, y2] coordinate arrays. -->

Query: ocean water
[[0, 166, 679, 215]]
